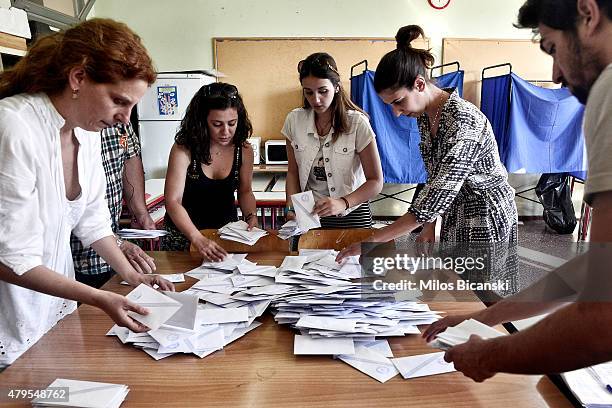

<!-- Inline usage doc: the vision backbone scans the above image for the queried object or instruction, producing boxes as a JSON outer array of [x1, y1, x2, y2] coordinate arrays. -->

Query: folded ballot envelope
[[125, 284, 182, 331], [31, 378, 129, 408], [291, 191, 321, 231]]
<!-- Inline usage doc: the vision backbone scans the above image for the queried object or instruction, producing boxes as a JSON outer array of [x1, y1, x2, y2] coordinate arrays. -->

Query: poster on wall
[[157, 86, 178, 116]]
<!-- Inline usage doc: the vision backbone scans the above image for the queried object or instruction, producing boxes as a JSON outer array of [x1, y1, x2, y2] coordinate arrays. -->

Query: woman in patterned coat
[[337, 25, 518, 294]]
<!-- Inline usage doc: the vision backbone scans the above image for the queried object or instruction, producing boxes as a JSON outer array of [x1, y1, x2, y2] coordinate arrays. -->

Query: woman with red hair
[[0, 18, 173, 368]]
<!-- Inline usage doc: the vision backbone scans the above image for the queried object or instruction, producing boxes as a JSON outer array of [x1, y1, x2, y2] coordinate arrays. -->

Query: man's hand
[[121, 240, 156, 274], [444, 335, 496, 382], [422, 313, 476, 342]]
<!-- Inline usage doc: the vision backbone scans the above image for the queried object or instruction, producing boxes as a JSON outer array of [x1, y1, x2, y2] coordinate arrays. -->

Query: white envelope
[[355, 339, 394, 358], [391, 352, 456, 379], [224, 321, 262, 346], [125, 284, 182, 331], [294, 335, 355, 355], [143, 348, 174, 361], [236, 264, 278, 277], [296, 315, 358, 333], [337, 346, 400, 383], [163, 291, 200, 330], [188, 325, 226, 351], [291, 191, 321, 231], [32, 378, 129, 408], [148, 325, 196, 348], [120, 273, 185, 285], [197, 307, 249, 324], [279, 256, 308, 272]]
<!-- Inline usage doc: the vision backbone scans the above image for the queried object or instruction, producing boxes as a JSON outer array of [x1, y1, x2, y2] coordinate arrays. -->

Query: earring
[[71, 89, 79, 100]]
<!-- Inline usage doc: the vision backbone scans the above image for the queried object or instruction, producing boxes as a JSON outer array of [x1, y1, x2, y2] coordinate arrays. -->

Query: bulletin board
[[214, 37, 429, 141], [442, 38, 555, 107]]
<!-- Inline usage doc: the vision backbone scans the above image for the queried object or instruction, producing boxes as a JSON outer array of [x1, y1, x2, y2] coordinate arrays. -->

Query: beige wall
[[91, 0, 536, 72]]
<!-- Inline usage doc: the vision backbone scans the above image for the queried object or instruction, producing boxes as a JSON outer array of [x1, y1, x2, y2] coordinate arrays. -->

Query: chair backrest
[[189, 229, 291, 253], [297, 229, 376, 251]]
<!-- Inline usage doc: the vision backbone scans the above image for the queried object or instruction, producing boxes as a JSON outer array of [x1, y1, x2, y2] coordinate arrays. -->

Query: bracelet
[[244, 212, 256, 221], [340, 196, 350, 210], [284, 206, 295, 216]]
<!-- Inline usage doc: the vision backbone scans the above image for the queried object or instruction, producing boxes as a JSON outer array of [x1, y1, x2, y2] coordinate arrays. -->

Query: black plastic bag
[[535, 173, 577, 234]]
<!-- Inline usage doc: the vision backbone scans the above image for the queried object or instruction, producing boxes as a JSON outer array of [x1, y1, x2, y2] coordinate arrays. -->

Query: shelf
[[253, 164, 288, 173]]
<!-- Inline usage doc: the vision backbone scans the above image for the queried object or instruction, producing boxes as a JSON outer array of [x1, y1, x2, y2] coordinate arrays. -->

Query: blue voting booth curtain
[[433, 70, 464, 98], [481, 74, 512, 164], [505, 73, 586, 174], [351, 70, 427, 183]]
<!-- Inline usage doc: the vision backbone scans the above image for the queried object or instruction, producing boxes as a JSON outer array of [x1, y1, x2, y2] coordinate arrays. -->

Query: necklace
[[315, 117, 333, 136], [430, 91, 446, 131]]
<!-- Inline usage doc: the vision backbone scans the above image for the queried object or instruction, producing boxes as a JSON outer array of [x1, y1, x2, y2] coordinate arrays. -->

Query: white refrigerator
[[137, 72, 215, 179]]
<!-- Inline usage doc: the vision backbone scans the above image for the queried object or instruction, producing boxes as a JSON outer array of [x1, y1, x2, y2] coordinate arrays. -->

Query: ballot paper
[[278, 220, 307, 240], [117, 228, 168, 239], [31, 378, 129, 408], [430, 319, 506, 350], [125, 284, 182, 331], [120, 273, 185, 285], [197, 307, 249, 324], [356, 339, 394, 358], [294, 335, 355, 355], [336, 345, 400, 383], [391, 352, 456, 379], [218, 220, 268, 245], [291, 191, 321, 231], [561, 361, 612, 407], [163, 291, 199, 330]]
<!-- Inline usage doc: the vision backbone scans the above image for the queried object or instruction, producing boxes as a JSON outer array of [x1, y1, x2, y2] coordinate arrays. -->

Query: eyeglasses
[[202, 83, 238, 99], [297, 56, 340, 76]]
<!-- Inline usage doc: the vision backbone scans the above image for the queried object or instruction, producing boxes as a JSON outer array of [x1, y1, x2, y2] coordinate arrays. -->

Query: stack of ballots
[[181, 254, 300, 322], [31, 379, 128, 408], [270, 249, 441, 382], [429, 318, 506, 351], [278, 220, 306, 240], [106, 282, 264, 360], [278, 191, 321, 239], [218, 220, 268, 245]]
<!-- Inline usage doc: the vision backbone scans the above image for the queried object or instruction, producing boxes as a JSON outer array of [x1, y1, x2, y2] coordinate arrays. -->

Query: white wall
[[91, 0, 534, 72]]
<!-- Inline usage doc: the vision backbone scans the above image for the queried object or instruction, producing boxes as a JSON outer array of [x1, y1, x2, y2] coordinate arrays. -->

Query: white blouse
[[0, 93, 113, 365], [282, 108, 376, 215]]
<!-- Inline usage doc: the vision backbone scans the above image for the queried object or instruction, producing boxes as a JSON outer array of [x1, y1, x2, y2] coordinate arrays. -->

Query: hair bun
[[395, 25, 425, 50]]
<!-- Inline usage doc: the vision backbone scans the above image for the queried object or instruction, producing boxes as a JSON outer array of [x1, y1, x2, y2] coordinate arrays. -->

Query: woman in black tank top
[[163, 83, 257, 261]]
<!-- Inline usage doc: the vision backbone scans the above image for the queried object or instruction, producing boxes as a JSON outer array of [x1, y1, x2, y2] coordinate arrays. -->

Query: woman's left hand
[[313, 197, 346, 217], [246, 214, 258, 231]]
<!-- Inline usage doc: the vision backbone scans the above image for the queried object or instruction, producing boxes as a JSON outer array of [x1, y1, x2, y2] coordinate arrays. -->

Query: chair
[[189, 229, 291, 253], [297, 228, 376, 251]]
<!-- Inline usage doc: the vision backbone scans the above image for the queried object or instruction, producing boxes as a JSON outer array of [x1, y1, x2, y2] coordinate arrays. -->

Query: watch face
[[428, 0, 451, 9]]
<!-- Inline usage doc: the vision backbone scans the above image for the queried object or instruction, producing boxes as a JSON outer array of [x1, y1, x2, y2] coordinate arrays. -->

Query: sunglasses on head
[[202, 83, 238, 99], [297, 56, 340, 76]]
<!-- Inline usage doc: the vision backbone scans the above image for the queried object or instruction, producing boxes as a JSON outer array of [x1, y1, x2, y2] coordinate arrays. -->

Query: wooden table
[[0, 252, 574, 408]]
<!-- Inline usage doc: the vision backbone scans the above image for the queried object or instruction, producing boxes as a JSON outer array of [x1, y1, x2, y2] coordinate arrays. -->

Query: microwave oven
[[265, 140, 288, 164]]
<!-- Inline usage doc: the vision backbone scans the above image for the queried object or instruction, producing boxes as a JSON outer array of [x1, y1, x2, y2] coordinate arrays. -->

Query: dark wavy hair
[[174, 82, 253, 165], [0, 18, 156, 99], [515, 0, 612, 33], [373, 25, 435, 93], [298, 52, 366, 142]]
